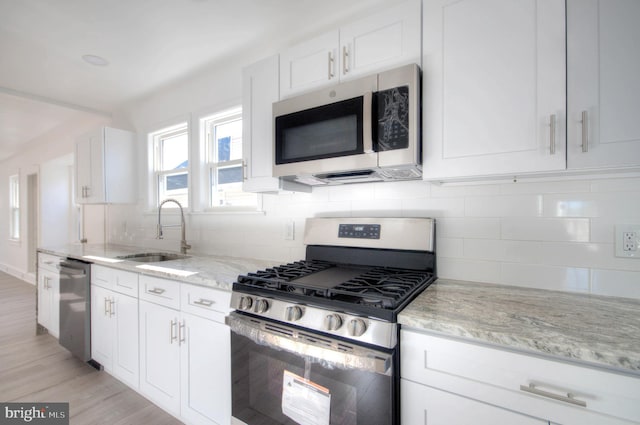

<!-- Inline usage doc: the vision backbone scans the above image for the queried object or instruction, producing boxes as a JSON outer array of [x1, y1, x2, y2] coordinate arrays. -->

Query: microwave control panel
[[375, 86, 409, 151]]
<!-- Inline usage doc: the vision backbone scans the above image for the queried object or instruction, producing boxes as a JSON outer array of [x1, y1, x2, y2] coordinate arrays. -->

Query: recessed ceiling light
[[82, 54, 109, 66]]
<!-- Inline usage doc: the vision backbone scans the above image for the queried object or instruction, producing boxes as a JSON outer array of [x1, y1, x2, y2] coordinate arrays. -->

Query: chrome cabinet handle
[[328, 51, 335, 79], [193, 298, 214, 307], [148, 287, 166, 295], [342, 45, 349, 74], [43, 276, 50, 289], [581, 110, 589, 153], [104, 297, 110, 316], [109, 299, 115, 317], [549, 114, 557, 155], [520, 384, 586, 407], [170, 319, 178, 344], [179, 320, 186, 345]]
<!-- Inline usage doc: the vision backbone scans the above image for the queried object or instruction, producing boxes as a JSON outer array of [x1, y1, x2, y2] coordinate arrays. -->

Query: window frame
[[201, 107, 258, 211], [149, 122, 190, 210], [9, 174, 20, 241]]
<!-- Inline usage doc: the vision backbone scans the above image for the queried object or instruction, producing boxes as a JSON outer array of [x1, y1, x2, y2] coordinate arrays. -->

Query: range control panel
[[338, 224, 381, 239]]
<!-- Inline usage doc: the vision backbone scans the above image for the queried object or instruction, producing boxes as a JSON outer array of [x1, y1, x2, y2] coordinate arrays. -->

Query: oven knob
[[254, 298, 270, 314], [324, 314, 343, 331], [238, 296, 253, 311], [348, 318, 367, 337], [285, 306, 303, 321]]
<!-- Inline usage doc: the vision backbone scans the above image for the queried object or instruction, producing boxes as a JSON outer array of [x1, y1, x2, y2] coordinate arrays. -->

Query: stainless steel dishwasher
[[58, 258, 92, 362]]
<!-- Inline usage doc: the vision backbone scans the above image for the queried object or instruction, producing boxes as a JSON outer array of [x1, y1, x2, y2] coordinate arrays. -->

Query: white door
[[90, 285, 113, 370], [139, 300, 181, 416], [180, 313, 231, 425], [280, 31, 340, 98], [340, 0, 421, 79], [567, 0, 640, 169], [422, 0, 566, 180], [401, 379, 548, 425], [112, 292, 139, 389]]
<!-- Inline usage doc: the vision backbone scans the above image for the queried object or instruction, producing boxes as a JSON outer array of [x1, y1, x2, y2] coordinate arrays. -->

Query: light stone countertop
[[38, 244, 280, 291], [398, 279, 640, 375]]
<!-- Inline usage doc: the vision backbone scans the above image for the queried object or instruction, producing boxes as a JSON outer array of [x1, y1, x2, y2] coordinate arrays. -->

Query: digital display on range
[[338, 224, 381, 239]]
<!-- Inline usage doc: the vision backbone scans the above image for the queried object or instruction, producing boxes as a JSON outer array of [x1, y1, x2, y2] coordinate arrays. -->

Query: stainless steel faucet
[[157, 199, 191, 254]]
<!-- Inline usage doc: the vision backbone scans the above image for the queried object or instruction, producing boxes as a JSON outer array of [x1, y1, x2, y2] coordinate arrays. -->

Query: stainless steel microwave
[[273, 63, 421, 186]]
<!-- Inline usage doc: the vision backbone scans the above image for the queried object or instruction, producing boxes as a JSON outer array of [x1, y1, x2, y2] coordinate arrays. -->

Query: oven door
[[227, 312, 397, 425]]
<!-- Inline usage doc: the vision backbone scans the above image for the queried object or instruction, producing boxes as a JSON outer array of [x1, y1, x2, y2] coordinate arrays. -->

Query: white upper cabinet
[[567, 0, 640, 170], [75, 126, 136, 204], [242, 55, 308, 193], [422, 0, 566, 180], [279, 0, 421, 98]]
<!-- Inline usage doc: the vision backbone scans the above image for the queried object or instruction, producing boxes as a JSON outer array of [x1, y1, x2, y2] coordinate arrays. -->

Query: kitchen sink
[[116, 252, 189, 263]]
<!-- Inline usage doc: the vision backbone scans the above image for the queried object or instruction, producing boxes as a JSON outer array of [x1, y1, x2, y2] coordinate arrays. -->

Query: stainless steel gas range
[[227, 217, 436, 425]]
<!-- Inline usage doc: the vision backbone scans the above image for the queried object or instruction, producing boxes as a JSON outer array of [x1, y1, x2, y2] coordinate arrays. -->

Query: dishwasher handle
[[57, 260, 89, 277]]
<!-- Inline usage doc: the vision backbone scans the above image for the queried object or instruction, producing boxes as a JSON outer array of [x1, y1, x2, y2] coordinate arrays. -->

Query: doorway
[[26, 172, 39, 278]]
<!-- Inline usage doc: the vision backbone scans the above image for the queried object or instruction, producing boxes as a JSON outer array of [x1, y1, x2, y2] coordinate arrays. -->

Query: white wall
[[0, 115, 110, 281]]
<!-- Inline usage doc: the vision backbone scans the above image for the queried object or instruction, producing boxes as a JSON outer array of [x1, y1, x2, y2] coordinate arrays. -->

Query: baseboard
[[0, 263, 35, 285]]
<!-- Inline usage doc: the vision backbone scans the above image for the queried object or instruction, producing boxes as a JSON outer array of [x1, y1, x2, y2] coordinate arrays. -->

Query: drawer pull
[[193, 298, 214, 307], [148, 287, 166, 295], [520, 384, 586, 407]]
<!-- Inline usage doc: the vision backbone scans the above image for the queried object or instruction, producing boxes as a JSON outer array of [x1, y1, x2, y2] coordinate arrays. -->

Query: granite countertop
[[399, 279, 640, 375], [39, 244, 280, 291]]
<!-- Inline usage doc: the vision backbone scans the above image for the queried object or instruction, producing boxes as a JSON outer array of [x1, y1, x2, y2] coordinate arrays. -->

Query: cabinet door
[[401, 379, 548, 425], [90, 285, 113, 370], [340, 0, 421, 79], [112, 292, 139, 389], [139, 300, 181, 416], [76, 128, 105, 203], [180, 313, 231, 425], [280, 31, 340, 98], [242, 55, 282, 193], [567, 0, 640, 169], [37, 270, 54, 334], [422, 0, 566, 180]]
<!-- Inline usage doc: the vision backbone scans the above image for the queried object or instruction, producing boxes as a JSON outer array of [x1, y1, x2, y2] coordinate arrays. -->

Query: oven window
[[275, 97, 364, 164], [231, 332, 394, 425]]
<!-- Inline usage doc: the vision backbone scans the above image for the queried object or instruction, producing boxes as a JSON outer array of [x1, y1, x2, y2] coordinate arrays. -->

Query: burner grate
[[237, 261, 433, 310], [329, 268, 433, 309]]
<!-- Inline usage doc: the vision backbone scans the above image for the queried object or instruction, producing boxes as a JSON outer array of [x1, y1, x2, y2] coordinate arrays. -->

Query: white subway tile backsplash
[[501, 218, 590, 242], [591, 269, 640, 299], [465, 195, 543, 217], [109, 175, 640, 300], [500, 263, 590, 293], [437, 258, 501, 283]]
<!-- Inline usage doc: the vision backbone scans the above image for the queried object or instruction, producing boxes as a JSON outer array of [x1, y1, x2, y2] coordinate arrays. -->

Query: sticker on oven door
[[282, 370, 331, 425]]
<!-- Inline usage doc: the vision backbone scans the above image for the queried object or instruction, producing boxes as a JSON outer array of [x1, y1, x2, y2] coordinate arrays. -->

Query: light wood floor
[[0, 271, 183, 425]]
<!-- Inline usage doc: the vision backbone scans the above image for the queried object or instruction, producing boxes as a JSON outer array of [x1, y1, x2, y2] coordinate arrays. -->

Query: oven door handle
[[227, 312, 392, 376]]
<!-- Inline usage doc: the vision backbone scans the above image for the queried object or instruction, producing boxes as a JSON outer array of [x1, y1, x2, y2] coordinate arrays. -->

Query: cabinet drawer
[[38, 253, 62, 272], [139, 275, 180, 309], [401, 329, 640, 424], [180, 284, 231, 323], [92, 265, 136, 295]]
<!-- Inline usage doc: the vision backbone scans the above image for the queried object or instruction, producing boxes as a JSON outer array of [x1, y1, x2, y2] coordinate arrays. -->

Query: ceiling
[[0, 0, 396, 162]]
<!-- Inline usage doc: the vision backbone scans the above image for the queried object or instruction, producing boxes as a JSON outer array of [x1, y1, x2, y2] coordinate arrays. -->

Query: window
[[9, 174, 20, 240], [202, 108, 257, 208], [151, 123, 189, 208]]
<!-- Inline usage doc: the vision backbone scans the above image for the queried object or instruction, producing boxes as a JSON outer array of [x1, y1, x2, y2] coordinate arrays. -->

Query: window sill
[[8, 238, 21, 247]]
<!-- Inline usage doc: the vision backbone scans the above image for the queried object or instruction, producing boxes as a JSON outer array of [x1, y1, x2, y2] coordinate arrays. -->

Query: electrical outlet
[[615, 225, 640, 258], [623, 232, 637, 252]]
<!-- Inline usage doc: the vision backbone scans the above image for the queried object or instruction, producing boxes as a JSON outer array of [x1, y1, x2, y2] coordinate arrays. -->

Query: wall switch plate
[[615, 224, 640, 258], [284, 220, 295, 241]]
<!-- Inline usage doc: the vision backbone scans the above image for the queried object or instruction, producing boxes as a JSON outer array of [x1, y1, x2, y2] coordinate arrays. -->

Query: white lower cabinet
[[91, 285, 139, 388], [401, 329, 640, 425], [138, 276, 231, 425], [90, 266, 139, 388], [37, 253, 62, 338], [401, 379, 547, 425], [139, 299, 182, 415]]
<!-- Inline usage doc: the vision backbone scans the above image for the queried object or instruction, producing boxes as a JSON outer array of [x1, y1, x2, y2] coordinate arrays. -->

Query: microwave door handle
[[363, 91, 374, 153]]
